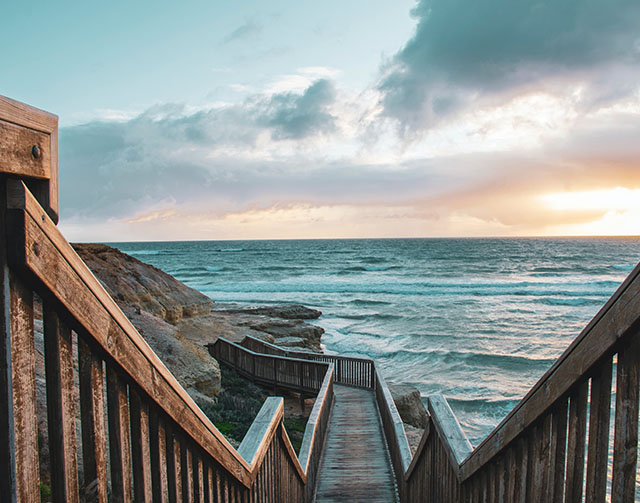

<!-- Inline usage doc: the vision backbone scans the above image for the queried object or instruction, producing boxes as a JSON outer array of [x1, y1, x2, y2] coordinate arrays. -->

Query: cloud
[[220, 20, 262, 45], [57, 58, 640, 242], [379, 0, 640, 134], [260, 79, 337, 139]]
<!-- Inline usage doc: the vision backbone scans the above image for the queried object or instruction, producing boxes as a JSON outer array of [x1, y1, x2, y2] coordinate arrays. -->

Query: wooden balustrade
[[374, 366, 413, 502], [241, 334, 375, 388], [375, 260, 640, 502], [208, 338, 331, 394], [207, 337, 336, 501], [0, 177, 334, 502]]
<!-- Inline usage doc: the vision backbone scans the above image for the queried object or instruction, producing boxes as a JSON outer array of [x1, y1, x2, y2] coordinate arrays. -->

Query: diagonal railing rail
[[378, 261, 640, 502], [1, 178, 334, 502]]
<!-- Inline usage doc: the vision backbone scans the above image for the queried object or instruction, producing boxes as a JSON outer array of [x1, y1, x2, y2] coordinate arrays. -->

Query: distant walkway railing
[[207, 337, 336, 499], [207, 337, 331, 395], [240, 335, 376, 388]]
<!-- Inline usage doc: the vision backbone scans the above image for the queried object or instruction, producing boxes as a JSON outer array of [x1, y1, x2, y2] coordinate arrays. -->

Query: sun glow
[[539, 187, 640, 236], [540, 187, 640, 211]]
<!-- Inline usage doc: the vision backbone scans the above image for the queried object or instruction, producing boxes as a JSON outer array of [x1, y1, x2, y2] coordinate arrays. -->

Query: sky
[[2, 0, 640, 241]]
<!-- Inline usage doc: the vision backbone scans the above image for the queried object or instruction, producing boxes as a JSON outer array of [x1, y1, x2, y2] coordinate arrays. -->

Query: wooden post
[[611, 334, 640, 503], [273, 358, 277, 394], [130, 386, 153, 502], [299, 361, 305, 414], [43, 304, 79, 503], [78, 336, 108, 503], [0, 256, 40, 503], [107, 365, 133, 502]]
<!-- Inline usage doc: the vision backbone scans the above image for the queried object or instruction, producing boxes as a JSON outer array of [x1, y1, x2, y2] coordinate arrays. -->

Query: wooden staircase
[[2, 95, 639, 502]]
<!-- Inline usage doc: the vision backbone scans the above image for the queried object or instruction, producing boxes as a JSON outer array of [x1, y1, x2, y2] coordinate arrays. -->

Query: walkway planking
[[314, 385, 398, 503]]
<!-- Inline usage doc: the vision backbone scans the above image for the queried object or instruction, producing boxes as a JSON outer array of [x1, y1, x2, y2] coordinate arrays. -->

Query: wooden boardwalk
[[314, 385, 398, 503]]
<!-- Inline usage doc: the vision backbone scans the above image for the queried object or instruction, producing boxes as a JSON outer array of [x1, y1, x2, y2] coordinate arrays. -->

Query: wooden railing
[[1, 179, 331, 501], [0, 96, 335, 503], [241, 334, 376, 388], [208, 337, 331, 395], [376, 261, 640, 502], [374, 366, 415, 502], [208, 338, 335, 501]]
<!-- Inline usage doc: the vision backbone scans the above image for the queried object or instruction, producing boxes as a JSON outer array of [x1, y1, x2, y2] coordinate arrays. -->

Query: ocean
[[110, 237, 640, 446]]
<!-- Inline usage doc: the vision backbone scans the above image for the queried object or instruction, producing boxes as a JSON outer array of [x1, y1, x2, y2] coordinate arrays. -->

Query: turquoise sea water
[[110, 237, 640, 446]]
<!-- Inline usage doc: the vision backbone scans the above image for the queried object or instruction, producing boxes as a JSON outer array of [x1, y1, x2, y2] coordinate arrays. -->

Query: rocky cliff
[[72, 243, 326, 404]]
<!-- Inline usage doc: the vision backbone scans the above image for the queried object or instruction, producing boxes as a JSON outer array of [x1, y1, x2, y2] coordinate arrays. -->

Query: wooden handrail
[[374, 366, 413, 473], [241, 334, 376, 388], [298, 363, 334, 474], [394, 260, 640, 501], [207, 336, 336, 501], [459, 259, 640, 479], [208, 337, 331, 394], [1, 179, 334, 501], [427, 395, 472, 470], [6, 180, 252, 483]]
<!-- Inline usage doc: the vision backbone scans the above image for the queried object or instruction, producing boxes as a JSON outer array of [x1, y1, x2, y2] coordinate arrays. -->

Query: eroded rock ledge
[[72, 243, 327, 405]]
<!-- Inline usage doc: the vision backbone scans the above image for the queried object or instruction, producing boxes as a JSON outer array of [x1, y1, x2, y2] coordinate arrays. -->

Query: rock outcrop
[[74, 243, 214, 323], [73, 243, 221, 403], [72, 243, 328, 401], [388, 382, 429, 429]]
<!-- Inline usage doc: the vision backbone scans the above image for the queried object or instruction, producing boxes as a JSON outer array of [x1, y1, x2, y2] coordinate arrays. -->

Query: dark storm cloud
[[260, 79, 337, 139], [380, 0, 640, 133], [58, 79, 426, 222]]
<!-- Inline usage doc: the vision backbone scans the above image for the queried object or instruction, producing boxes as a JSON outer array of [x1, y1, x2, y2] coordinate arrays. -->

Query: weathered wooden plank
[[149, 409, 169, 503], [6, 273, 40, 502], [6, 182, 252, 485], [549, 399, 568, 503], [539, 415, 553, 500], [43, 304, 79, 503], [0, 121, 50, 180], [611, 332, 640, 503], [78, 336, 107, 503], [237, 398, 283, 467], [130, 386, 153, 502], [315, 385, 397, 503], [1, 96, 59, 221], [165, 424, 177, 503], [180, 440, 192, 503], [585, 359, 613, 503], [565, 380, 588, 503], [107, 365, 133, 502], [174, 437, 183, 503], [0, 95, 58, 133], [0, 176, 12, 500], [375, 367, 413, 475], [428, 394, 473, 468]]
